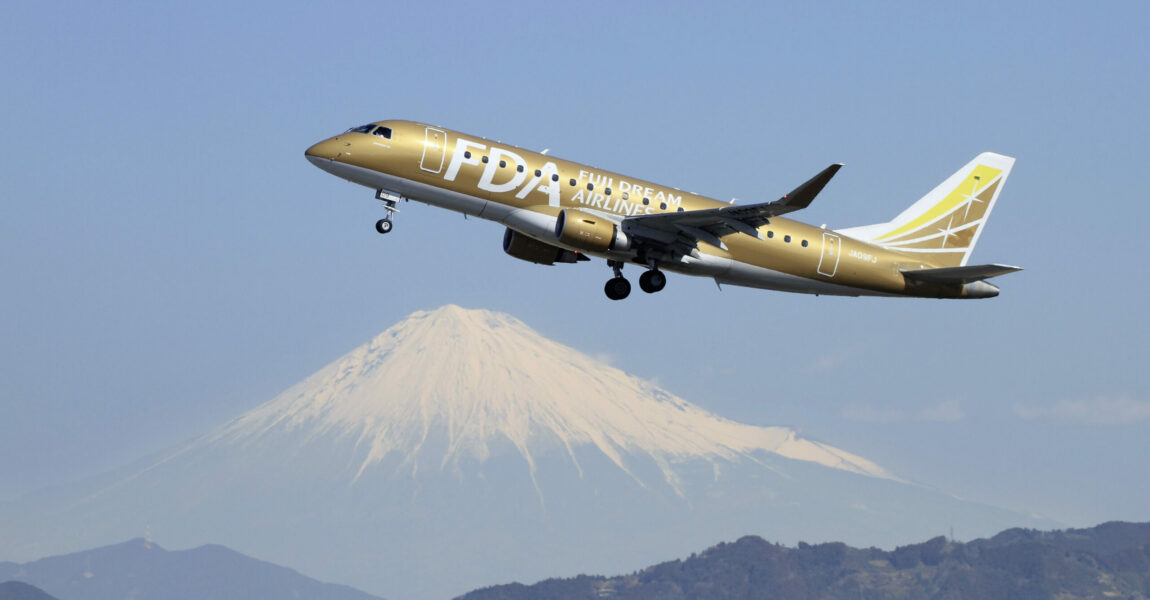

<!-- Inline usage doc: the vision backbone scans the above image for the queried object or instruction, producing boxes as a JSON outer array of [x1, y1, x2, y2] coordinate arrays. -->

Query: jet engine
[[554, 209, 630, 253], [502, 228, 584, 265]]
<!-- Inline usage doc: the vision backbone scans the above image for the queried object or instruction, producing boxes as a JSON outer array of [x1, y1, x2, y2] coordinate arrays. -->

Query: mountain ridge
[[0, 538, 382, 600], [460, 521, 1150, 600], [0, 581, 60, 600]]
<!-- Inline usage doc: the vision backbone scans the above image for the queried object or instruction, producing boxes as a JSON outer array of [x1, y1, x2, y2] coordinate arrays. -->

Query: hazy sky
[[2, 0, 1148, 536]]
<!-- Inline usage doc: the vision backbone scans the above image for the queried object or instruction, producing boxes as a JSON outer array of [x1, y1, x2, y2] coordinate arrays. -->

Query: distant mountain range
[[0, 581, 59, 600], [461, 521, 1150, 600], [0, 306, 1056, 599], [0, 538, 381, 600], [4, 523, 1147, 600]]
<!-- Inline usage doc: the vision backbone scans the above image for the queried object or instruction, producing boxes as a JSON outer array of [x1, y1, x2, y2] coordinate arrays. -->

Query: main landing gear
[[604, 261, 631, 300], [604, 260, 667, 300], [639, 269, 667, 294], [374, 188, 403, 234]]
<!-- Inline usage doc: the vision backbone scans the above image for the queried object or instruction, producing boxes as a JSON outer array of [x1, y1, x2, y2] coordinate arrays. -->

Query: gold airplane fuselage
[[305, 120, 1003, 299]]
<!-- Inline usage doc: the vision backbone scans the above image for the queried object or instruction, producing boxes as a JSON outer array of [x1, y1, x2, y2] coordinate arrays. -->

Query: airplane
[[305, 120, 1020, 300]]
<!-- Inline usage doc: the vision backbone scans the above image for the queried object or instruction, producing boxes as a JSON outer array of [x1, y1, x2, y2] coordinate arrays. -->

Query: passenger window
[[517, 164, 524, 172], [801, 240, 808, 247], [551, 174, 559, 182], [767, 231, 774, 238], [482, 156, 489, 163], [499, 160, 507, 168], [660, 202, 667, 210], [535, 169, 542, 177], [622, 192, 629, 200], [587, 183, 594, 191], [605, 188, 611, 195], [464, 151, 471, 159], [678, 207, 685, 212], [642, 198, 649, 205], [784, 235, 791, 243], [569, 178, 576, 186]]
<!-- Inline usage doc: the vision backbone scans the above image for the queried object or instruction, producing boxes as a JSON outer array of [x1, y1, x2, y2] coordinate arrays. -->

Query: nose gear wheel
[[374, 188, 403, 234]]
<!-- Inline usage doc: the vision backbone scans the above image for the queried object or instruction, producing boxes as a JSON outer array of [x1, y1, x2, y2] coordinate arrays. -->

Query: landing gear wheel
[[374, 190, 402, 235], [604, 277, 631, 300], [639, 270, 667, 294]]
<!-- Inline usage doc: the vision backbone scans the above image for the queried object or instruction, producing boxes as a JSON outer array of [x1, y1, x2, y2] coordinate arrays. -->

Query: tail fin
[[838, 152, 1015, 267]]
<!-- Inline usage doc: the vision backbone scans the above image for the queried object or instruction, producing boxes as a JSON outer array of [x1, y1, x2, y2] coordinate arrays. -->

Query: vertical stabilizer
[[838, 152, 1015, 267]]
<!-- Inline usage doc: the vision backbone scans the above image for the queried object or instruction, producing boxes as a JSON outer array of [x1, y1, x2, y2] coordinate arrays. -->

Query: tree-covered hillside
[[460, 522, 1150, 600]]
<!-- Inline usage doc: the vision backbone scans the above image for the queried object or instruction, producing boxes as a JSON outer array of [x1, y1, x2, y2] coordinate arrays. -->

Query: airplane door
[[420, 127, 446, 173], [817, 232, 841, 277]]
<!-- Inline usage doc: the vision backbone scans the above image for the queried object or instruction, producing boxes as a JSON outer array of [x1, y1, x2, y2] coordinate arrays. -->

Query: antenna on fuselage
[[541, 148, 550, 155]]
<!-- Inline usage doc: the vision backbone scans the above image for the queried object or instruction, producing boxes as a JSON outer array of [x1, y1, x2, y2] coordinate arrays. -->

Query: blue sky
[[2, 0, 1148, 534]]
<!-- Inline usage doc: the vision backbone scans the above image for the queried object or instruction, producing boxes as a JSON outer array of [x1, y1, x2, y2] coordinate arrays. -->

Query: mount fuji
[[0, 306, 1051, 600]]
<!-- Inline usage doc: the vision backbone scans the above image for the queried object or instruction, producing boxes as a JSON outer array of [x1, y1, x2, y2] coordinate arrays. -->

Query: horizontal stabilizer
[[901, 263, 1022, 284]]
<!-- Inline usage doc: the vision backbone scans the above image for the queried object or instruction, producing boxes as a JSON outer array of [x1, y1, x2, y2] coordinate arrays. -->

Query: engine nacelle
[[554, 209, 630, 253], [502, 228, 583, 265]]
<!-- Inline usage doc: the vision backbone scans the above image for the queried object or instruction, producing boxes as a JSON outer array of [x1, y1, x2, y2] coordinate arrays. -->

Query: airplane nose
[[304, 138, 347, 163]]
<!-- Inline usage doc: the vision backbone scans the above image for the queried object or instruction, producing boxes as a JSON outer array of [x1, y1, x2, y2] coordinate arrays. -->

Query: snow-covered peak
[[208, 305, 894, 487]]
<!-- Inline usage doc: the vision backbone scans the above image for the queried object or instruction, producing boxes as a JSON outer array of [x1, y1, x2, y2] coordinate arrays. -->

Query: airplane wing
[[901, 263, 1022, 284], [620, 163, 842, 253]]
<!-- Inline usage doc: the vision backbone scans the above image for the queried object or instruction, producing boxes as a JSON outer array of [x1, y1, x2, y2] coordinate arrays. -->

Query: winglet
[[779, 163, 843, 209]]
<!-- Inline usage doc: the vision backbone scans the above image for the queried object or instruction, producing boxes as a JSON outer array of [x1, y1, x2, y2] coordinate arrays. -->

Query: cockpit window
[[344, 124, 393, 139]]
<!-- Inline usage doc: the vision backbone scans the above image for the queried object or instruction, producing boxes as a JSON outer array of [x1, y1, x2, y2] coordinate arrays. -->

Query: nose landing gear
[[374, 189, 404, 234]]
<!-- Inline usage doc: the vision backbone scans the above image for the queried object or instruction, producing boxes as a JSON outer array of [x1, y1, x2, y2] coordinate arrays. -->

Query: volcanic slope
[[210, 305, 893, 490], [0, 306, 1052, 600]]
